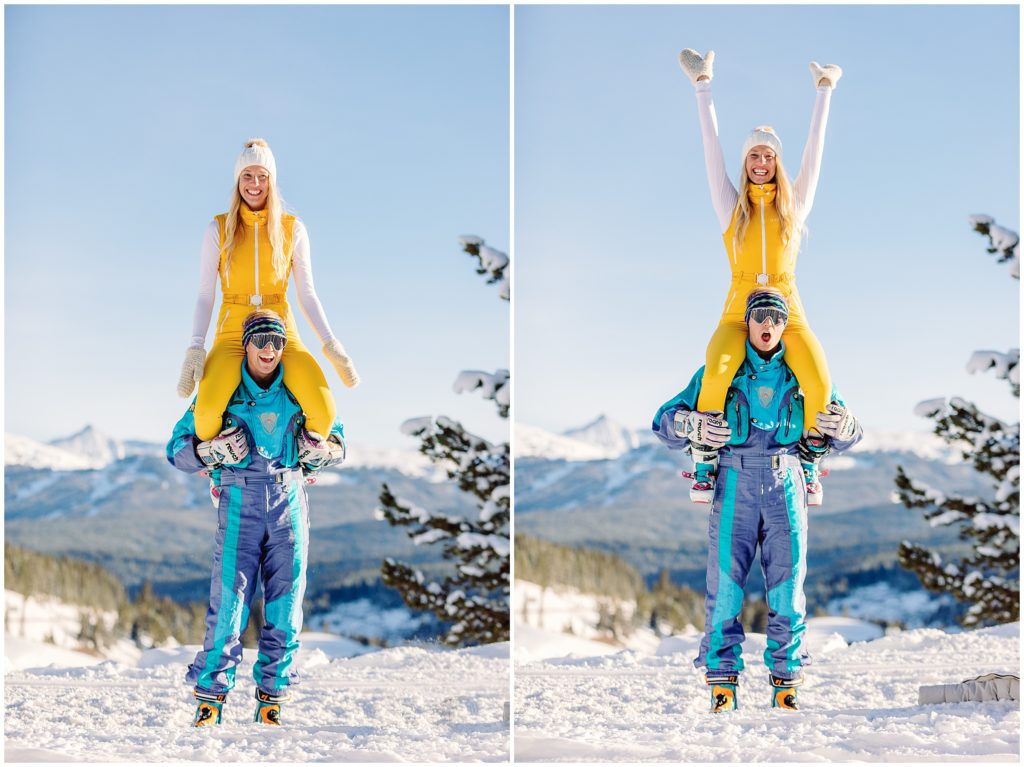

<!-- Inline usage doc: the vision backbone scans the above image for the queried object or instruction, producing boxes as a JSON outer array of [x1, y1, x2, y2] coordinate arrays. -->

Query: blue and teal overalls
[[168, 361, 343, 696], [653, 341, 861, 679]]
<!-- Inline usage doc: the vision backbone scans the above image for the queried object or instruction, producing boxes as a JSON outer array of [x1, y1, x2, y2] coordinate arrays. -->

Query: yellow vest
[[215, 206, 296, 301], [722, 183, 797, 281]]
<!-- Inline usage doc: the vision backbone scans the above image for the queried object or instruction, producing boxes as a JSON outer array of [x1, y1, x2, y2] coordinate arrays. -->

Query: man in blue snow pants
[[652, 288, 862, 712], [167, 309, 345, 727]]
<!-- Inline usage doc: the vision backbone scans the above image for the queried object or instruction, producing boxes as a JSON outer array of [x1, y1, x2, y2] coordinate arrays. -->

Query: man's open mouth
[[761, 332, 772, 343]]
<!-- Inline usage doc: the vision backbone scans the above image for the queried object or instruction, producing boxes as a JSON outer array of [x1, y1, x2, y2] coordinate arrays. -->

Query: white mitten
[[196, 426, 249, 467], [809, 61, 843, 88], [673, 410, 732, 448], [323, 340, 361, 388], [816, 402, 857, 441], [678, 48, 714, 85], [177, 345, 206, 398]]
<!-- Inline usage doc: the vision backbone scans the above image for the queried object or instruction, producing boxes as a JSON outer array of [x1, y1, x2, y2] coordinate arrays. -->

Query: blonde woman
[[677, 50, 842, 504], [177, 138, 359, 442]]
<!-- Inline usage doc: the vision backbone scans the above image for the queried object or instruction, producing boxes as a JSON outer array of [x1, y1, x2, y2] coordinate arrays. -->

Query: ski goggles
[[246, 332, 287, 351], [748, 307, 788, 326]]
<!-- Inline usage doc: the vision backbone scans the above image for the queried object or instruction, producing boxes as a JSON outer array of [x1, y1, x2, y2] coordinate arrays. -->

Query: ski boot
[[770, 674, 803, 710], [706, 672, 738, 713], [798, 429, 831, 506], [687, 444, 720, 504], [192, 689, 226, 727], [253, 688, 289, 725]]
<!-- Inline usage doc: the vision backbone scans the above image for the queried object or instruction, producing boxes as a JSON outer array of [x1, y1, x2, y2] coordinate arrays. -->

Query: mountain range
[[4, 426, 468, 602]]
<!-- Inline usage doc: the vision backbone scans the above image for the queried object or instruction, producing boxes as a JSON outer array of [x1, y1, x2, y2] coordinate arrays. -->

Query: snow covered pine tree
[[375, 236, 510, 646], [896, 216, 1020, 627]]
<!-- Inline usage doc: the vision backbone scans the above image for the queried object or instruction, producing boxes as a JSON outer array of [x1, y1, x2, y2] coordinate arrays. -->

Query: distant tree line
[[514, 534, 770, 639], [5, 543, 209, 651]]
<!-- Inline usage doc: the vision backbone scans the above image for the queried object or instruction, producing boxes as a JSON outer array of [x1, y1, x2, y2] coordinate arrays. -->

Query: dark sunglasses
[[749, 307, 788, 326], [247, 333, 287, 351]]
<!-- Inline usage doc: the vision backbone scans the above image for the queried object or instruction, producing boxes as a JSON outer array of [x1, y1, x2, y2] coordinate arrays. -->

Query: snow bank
[[515, 622, 1020, 762], [5, 635, 510, 761]]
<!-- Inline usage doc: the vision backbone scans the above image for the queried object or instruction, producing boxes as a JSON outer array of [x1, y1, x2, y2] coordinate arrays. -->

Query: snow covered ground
[[5, 634, 510, 762], [514, 620, 1019, 762]]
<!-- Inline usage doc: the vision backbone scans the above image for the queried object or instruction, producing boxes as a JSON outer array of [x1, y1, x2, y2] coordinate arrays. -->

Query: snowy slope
[[514, 620, 1019, 762], [4, 636, 510, 762]]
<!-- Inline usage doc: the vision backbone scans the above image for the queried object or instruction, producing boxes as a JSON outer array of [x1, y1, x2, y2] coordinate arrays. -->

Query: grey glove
[[679, 48, 714, 85], [816, 402, 857, 441], [177, 345, 206, 398], [809, 61, 843, 88], [673, 410, 731, 449], [196, 426, 249, 467]]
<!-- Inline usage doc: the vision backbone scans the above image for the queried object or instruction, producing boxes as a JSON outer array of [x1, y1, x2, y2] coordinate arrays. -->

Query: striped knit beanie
[[744, 289, 789, 324], [241, 310, 287, 348]]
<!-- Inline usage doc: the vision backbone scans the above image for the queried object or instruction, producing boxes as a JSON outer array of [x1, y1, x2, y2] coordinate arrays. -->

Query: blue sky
[[5, 4, 509, 450], [515, 3, 1020, 436]]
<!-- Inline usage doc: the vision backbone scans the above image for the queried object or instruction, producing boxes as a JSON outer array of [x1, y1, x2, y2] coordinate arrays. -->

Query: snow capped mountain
[[4, 433, 97, 471], [515, 424, 610, 461], [563, 414, 648, 457], [49, 425, 127, 468], [516, 416, 652, 462], [5, 426, 134, 471]]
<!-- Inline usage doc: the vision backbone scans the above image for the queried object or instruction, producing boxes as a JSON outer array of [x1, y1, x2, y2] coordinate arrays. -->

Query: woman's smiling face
[[745, 146, 777, 184], [238, 166, 270, 210]]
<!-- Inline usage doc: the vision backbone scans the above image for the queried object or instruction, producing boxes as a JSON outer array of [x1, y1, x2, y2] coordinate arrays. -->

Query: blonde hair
[[221, 138, 290, 281], [732, 148, 803, 258]]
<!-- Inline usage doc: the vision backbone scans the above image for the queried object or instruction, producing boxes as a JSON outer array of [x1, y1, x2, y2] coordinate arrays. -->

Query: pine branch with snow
[[375, 236, 510, 646], [459, 235, 510, 301], [453, 369, 510, 418], [968, 215, 1020, 279], [895, 215, 1020, 628]]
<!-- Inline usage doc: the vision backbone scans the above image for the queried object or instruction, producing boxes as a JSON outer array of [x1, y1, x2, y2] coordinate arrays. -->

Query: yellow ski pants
[[697, 279, 831, 432], [194, 301, 336, 441]]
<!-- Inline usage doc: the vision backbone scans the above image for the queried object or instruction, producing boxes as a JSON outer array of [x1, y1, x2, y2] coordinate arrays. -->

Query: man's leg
[[187, 486, 263, 697], [695, 466, 758, 676], [253, 481, 309, 701], [761, 463, 810, 680]]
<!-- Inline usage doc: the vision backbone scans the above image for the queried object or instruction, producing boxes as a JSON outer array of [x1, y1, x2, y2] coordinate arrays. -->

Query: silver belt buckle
[[250, 294, 263, 306], [771, 455, 781, 469], [756, 273, 769, 286]]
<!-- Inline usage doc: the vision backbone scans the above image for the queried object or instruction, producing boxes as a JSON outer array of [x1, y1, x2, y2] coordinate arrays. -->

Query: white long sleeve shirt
[[693, 80, 833, 234], [188, 218, 337, 348]]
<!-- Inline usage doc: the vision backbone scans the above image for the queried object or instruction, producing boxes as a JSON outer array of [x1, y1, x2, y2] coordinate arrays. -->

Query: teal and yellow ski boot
[[706, 672, 738, 713], [192, 689, 226, 727], [770, 674, 803, 710], [254, 688, 289, 725]]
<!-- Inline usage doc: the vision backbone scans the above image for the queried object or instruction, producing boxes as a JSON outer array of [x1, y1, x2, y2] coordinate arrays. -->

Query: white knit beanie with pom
[[234, 139, 277, 181], [741, 126, 783, 162]]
